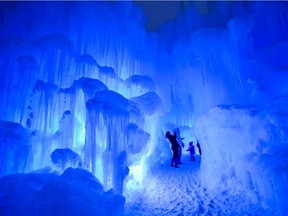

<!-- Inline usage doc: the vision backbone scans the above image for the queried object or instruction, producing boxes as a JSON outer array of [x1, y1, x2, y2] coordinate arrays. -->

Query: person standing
[[196, 140, 202, 156], [166, 131, 179, 168], [173, 128, 184, 164], [187, 141, 196, 161]]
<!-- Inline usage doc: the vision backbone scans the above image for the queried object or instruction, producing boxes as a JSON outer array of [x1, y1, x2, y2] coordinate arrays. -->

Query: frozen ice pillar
[[84, 90, 136, 194]]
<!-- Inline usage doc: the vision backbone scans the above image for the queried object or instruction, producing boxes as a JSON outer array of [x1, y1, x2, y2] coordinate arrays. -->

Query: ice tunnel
[[0, 1, 288, 215]]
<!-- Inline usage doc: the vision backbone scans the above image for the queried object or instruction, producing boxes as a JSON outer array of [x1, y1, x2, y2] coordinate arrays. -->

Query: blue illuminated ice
[[0, 120, 31, 176], [50, 148, 83, 174], [0, 168, 125, 216], [130, 92, 162, 115], [73, 77, 108, 99], [124, 75, 155, 97], [0, 1, 287, 215]]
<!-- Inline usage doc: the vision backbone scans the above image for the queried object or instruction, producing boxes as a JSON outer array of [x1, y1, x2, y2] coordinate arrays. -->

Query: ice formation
[[0, 1, 287, 215], [0, 168, 125, 216]]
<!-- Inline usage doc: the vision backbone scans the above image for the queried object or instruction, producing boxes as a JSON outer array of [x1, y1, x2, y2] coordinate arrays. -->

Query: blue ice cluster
[[0, 1, 287, 215]]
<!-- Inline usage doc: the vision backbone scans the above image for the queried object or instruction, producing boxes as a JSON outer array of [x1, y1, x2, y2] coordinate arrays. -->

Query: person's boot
[[174, 162, 179, 168]]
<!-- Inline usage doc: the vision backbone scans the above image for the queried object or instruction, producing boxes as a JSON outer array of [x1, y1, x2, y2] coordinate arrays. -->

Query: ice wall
[[195, 97, 288, 214], [0, 1, 162, 194], [157, 1, 288, 214], [0, 2, 166, 193], [184, 2, 288, 214]]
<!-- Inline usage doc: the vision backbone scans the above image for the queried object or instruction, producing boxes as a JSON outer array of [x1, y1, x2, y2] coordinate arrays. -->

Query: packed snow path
[[125, 154, 264, 216]]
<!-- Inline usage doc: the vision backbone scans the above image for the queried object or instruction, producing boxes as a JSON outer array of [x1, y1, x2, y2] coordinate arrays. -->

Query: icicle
[[85, 90, 131, 194]]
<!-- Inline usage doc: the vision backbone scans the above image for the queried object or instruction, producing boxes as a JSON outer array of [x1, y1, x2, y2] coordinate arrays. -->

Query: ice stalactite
[[36, 34, 76, 88], [57, 110, 77, 150], [74, 53, 122, 93], [183, 28, 243, 114], [0, 39, 40, 123], [127, 92, 163, 189], [56, 76, 109, 152], [74, 53, 98, 79], [85, 90, 138, 194], [164, 86, 195, 128], [23, 76, 108, 169], [30, 79, 60, 165]]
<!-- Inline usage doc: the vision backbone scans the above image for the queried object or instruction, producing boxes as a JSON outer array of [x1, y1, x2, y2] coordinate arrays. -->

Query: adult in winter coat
[[166, 131, 179, 168], [173, 128, 184, 164], [196, 140, 202, 156]]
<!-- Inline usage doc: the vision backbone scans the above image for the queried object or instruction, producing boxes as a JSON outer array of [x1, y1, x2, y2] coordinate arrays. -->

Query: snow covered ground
[[0, 151, 278, 216], [125, 154, 266, 216]]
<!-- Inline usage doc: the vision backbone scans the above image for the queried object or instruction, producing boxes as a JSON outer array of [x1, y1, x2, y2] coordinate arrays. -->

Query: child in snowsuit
[[187, 141, 195, 161], [166, 131, 179, 168]]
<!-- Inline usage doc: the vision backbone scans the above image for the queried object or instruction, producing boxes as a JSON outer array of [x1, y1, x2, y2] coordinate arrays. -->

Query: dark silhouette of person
[[173, 128, 184, 164], [187, 141, 196, 161], [197, 140, 202, 156], [166, 131, 179, 168]]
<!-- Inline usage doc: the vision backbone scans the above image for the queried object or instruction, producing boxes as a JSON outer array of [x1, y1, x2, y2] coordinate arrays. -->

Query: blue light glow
[[0, 1, 287, 215]]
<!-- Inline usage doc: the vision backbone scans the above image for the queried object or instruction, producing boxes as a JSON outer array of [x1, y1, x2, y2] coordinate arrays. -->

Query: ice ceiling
[[0, 1, 288, 214]]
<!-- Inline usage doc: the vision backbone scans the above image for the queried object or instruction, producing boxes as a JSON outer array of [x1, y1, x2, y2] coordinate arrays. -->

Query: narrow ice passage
[[125, 154, 263, 216]]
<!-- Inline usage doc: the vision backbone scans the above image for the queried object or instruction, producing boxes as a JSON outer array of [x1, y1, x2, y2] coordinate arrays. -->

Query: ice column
[[85, 90, 133, 194]]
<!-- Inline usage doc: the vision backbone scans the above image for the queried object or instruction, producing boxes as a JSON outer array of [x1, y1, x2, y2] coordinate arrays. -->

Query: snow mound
[[0, 168, 125, 216], [195, 97, 288, 215], [0, 120, 31, 177]]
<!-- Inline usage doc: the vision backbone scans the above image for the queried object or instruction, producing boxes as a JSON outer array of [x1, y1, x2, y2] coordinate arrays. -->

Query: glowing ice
[[0, 1, 287, 215]]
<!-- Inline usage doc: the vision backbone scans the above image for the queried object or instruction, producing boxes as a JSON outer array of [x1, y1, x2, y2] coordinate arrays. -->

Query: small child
[[187, 141, 195, 161]]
